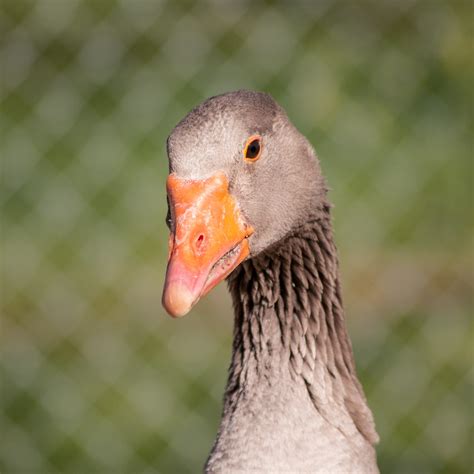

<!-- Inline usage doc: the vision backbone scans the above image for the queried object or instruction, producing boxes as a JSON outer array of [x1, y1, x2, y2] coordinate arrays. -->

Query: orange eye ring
[[243, 135, 263, 162]]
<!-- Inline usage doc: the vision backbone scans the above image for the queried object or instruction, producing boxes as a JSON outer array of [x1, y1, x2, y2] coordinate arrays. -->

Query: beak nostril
[[195, 234, 205, 252]]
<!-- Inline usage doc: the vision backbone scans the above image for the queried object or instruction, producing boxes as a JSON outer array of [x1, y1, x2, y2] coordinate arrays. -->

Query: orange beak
[[162, 171, 253, 318]]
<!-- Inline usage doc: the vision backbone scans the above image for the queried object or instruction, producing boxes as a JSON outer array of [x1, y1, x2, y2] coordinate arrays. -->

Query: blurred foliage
[[1, 0, 472, 473]]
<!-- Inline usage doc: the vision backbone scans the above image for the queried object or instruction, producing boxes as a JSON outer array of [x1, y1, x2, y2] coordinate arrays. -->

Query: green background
[[2, 0, 472, 472]]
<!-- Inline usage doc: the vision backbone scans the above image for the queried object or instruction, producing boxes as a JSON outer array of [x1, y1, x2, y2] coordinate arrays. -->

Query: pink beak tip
[[162, 281, 196, 318]]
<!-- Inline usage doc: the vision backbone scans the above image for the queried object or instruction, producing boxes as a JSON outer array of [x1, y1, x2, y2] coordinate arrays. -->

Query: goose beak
[[162, 171, 253, 318]]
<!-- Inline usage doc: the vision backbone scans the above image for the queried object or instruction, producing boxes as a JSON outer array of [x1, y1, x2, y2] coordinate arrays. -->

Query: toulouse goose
[[162, 90, 379, 473]]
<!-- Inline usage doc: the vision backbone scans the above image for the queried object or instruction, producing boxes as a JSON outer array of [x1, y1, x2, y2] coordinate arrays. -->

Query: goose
[[161, 90, 379, 473]]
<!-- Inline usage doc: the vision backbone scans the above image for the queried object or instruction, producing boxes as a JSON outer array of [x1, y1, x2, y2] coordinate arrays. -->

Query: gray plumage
[[166, 90, 379, 473]]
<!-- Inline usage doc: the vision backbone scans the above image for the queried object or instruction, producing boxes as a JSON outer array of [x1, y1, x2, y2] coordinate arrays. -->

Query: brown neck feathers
[[226, 209, 379, 445]]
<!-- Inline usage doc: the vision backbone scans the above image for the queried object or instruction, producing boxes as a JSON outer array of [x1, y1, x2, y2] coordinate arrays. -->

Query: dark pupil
[[246, 140, 260, 158]]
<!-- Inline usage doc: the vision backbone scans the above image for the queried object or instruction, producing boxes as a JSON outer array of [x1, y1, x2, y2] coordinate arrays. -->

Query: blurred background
[[1, 0, 472, 473]]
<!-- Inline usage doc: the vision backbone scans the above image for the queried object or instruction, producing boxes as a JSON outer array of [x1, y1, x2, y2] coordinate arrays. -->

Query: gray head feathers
[[167, 90, 327, 255]]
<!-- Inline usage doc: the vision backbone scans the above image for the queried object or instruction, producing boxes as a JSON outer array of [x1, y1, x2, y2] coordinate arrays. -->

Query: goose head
[[162, 90, 325, 317]]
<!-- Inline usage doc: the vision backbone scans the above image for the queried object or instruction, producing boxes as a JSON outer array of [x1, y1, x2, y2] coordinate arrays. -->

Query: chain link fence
[[1, 0, 472, 472]]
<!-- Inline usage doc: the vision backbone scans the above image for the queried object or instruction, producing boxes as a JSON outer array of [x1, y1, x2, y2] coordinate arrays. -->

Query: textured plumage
[[207, 218, 378, 473], [163, 90, 379, 472]]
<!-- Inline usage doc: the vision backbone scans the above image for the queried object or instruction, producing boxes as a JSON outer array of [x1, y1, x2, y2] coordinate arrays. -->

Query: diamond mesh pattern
[[1, 1, 472, 473]]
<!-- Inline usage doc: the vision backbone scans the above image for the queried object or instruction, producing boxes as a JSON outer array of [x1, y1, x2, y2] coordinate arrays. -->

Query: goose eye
[[243, 136, 262, 162], [165, 197, 173, 230]]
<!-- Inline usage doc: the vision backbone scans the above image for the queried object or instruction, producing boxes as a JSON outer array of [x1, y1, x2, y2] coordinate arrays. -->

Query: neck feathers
[[226, 209, 378, 445]]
